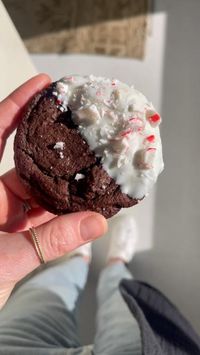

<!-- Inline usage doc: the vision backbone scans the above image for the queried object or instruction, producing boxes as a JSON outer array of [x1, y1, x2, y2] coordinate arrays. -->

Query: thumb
[[34, 211, 107, 262], [0, 211, 107, 287]]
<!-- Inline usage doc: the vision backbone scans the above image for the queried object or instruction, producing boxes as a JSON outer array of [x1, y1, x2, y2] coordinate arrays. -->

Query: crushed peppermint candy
[[120, 128, 133, 137], [62, 76, 74, 83], [50, 75, 164, 199], [133, 148, 156, 170], [146, 110, 161, 127], [145, 135, 155, 143], [147, 147, 156, 152]]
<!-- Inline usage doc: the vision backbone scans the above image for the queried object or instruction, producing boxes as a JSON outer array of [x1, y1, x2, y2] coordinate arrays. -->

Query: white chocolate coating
[[52, 75, 164, 199]]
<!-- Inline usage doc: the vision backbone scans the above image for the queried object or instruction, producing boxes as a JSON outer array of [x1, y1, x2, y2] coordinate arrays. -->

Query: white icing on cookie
[[52, 75, 164, 199]]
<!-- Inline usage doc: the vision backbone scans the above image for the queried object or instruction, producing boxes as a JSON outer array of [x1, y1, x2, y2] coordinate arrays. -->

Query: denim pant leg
[[93, 262, 142, 355], [0, 256, 90, 355]]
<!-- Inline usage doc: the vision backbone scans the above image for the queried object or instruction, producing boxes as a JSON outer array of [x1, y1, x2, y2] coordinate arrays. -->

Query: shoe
[[69, 242, 92, 261], [107, 215, 138, 263]]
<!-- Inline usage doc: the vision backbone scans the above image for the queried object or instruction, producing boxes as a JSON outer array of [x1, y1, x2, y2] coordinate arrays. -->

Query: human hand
[[0, 74, 107, 309]]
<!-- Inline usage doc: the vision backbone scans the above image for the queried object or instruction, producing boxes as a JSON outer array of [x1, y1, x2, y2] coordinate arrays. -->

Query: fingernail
[[80, 214, 107, 241]]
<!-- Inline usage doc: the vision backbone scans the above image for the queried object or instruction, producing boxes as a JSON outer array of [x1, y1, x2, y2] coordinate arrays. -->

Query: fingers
[[0, 169, 29, 231], [0, 168, 56, 232], [0, 178, 27, 232], [0, 212, 107, 284], [0, 73, 51, 159], [35, 212, 107, 261], [1, 168, 29, 200], [0, 181, 55, 232]]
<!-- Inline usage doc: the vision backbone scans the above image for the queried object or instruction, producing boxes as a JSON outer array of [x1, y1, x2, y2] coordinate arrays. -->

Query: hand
[[0, 74, 107, 309]]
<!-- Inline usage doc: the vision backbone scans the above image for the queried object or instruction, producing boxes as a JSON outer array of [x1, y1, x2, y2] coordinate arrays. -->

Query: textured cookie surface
[[14, 85, 138, 218], [14, 75, 164, 218]]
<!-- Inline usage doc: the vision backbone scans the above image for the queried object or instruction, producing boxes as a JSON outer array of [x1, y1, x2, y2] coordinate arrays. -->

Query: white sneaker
[[107, 215, 138, 263], [69, 242, 92, 261]]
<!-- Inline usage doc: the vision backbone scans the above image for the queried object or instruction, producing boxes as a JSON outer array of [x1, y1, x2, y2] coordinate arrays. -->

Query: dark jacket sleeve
[[120, 279, 200, 355]]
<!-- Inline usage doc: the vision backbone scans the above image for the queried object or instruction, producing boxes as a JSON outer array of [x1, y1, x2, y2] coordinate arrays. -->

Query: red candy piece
[[148, 113, 160, 125], [65, 76, 74, 81], [120, 128, 133, 137], [129, 117, 142, 123], [147, 147, 156, 152], [146, 135, 155, 143], [129, 117, 144, 132]]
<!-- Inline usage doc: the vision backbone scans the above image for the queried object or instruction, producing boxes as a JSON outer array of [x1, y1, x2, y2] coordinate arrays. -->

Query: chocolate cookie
[[14, 75, 164, 218]]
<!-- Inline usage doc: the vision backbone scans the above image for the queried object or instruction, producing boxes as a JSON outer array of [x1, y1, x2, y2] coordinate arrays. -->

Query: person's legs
[[94, 262, 141, 355], [0, 254, 90, 353], [94, 215, 142, 355]]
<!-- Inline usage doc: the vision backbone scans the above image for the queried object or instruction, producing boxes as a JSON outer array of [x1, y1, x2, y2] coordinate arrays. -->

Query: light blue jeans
[[0, 257, 141, 355]]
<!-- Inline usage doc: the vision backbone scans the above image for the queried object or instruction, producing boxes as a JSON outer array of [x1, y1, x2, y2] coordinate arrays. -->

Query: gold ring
[[29, 227, 46, 264]]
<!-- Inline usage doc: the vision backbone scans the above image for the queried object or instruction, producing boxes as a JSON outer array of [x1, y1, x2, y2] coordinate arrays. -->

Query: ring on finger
[[28, 226, 46, 264]]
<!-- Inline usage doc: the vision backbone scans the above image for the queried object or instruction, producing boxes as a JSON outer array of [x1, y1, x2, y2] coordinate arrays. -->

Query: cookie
[[14, 75, 164, 218]]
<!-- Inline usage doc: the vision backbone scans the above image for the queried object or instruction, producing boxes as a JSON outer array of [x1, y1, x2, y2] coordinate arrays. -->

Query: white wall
[[133, 0, 200, 334]]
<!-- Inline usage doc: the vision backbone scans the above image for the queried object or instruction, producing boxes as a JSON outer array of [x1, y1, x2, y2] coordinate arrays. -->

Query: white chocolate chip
[[54, 142, 65, 150], [133, 148, 156, 170], [75, 104, 101, 125], [75, 173, 85, 181], [111, 138, 129, 154]]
